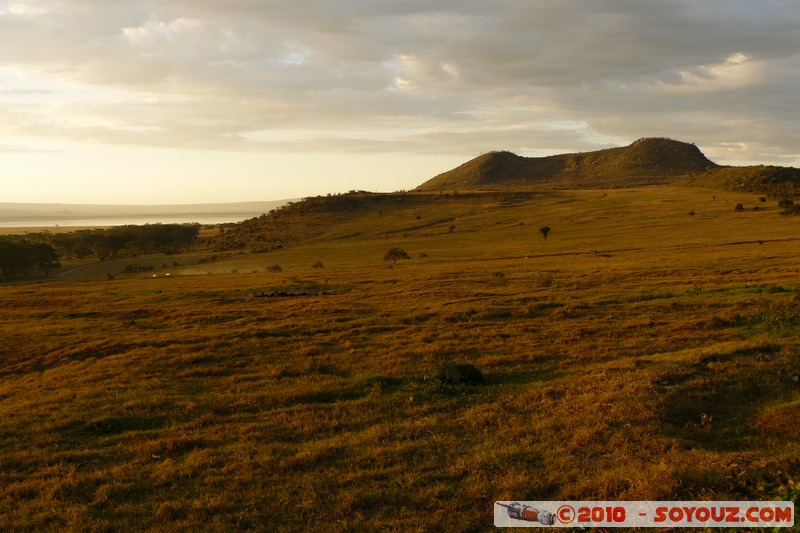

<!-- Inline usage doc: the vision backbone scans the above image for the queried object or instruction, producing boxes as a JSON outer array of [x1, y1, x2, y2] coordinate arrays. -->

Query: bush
[[435, 362, 485, 386], [123, 264, 154, 274], [267, 265, 283, 273], [539, 226, 551, 240], [735, 203, 744, 212]]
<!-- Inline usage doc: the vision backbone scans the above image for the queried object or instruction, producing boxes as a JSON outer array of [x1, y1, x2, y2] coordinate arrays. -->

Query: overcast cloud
[[1, 1, 799, 202]]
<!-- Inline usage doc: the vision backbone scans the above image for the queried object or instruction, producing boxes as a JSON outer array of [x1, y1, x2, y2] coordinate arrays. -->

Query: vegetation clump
[[122, 264, 155, 274], [778, 199, 800, 215]]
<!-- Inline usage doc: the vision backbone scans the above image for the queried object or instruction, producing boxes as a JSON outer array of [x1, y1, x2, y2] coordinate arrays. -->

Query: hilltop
[[416, 137, 800, 195]]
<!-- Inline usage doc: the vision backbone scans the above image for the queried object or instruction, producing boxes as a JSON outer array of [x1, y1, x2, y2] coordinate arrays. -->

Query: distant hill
[[416, 138, 715, 191], [416, 137, 800, 195], [206, 138, 800, 252]]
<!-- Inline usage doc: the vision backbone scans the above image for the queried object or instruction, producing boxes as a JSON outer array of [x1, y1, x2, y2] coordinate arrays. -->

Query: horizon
[[1, 2, 799, 204], [0, 199, 297, 208], [3, 136, 793, 207]]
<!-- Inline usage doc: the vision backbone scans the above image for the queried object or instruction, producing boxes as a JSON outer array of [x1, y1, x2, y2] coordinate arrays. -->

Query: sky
[[1, 0, 799, 205]]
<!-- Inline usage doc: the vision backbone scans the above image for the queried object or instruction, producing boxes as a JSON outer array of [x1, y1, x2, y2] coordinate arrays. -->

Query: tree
[[0, 240, 60, 280], [30, 243, 60, 277], [539, 226, 551, 240], [384, 247, 410, 264]]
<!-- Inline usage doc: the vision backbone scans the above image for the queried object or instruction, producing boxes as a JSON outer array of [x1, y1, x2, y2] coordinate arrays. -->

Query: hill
[[417, 138, 716, 191], [684, 164, 800, 197], [416, 137, 800, 195]]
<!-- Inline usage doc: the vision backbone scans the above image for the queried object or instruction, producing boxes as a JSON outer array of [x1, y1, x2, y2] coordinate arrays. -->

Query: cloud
[[0, 0, 799, 166], [0, 143, 54, 153]]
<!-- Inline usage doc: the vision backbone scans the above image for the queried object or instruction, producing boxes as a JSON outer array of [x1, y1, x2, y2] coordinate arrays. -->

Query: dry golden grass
[[0, 226, 110, 236], [1, 187, 798, 531]]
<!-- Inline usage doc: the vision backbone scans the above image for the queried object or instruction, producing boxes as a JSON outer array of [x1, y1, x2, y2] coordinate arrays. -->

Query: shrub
[[490, 272, 508, 286], [435, 362, 485, 386], [735, 203, 744, 212], [539, 226, 551, 240], [267, 265, 283, 273], [312, 261, 324, 269], [123, 264, 154, 274]]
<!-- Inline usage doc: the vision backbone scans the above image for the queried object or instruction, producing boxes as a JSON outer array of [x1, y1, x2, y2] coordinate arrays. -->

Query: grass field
[[1, 187, 799, 531]]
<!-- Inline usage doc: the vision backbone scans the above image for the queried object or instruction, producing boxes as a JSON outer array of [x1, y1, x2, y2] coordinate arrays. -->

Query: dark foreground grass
[[1, 188, 799, 531]]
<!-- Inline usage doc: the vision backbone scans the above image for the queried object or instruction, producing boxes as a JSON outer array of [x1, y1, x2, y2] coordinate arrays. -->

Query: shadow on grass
[[656, 345, 792, 452], [279, 364, 565, 406], [481, 355, 566, 388], [59, 414, 168, 440]]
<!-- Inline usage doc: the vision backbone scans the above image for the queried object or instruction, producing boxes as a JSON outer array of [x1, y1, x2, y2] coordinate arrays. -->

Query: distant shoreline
[[0, 199, 293, 232], [0, 213, 262, 231]]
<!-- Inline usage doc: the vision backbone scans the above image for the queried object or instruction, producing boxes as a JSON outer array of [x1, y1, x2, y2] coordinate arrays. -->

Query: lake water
[[0, 213, 263, 229]]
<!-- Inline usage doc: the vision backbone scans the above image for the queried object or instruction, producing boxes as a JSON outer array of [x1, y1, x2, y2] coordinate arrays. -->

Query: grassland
[[1, 186, 799, 531]]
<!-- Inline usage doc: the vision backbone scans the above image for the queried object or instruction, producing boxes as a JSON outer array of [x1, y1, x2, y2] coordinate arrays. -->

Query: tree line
[[33, 224, 200, 260], [0, 224, 200, 281], [0, 240, 60, 280]]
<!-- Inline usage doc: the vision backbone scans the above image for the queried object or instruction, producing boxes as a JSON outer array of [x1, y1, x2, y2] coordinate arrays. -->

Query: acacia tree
[[384, 247, 410, 264], [30, 243, 61, 277], [0, 240, 60, 280], [539, 226, 551, 240]]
